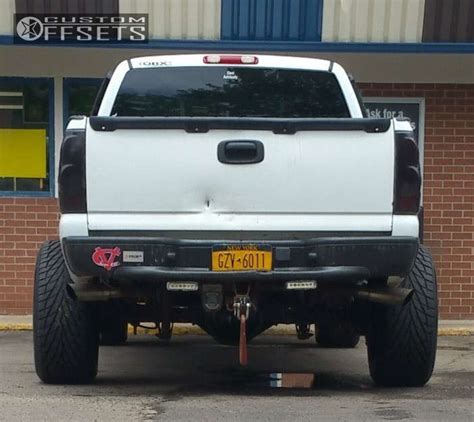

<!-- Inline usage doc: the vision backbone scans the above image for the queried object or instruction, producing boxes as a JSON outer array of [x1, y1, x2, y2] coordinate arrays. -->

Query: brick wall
[[0, 198, 59, 315], [0, 83, 473, 318]]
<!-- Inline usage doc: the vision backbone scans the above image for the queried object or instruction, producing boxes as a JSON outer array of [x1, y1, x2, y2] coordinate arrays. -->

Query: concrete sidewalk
[[1, 315, 473, 336]]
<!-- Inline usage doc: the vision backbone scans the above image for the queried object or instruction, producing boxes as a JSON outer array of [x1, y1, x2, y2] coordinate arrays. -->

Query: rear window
[[111, 67, 350, 118]]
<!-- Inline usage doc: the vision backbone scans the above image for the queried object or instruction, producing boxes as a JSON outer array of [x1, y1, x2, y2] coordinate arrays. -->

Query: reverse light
[[166, 282, 199, 291], [203, 55, 259, 65], [286, 281, 317, 290]]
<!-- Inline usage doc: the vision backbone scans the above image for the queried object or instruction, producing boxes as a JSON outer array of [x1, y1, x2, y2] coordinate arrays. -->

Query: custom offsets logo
[[14, 14, 148, 44]]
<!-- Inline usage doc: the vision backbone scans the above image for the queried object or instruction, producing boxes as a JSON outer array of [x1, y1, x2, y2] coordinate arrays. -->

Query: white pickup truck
[[34, 54, 437, 387]]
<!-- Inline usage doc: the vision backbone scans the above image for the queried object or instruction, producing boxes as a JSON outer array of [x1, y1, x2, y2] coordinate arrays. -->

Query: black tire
[[33, 241, 99, 384], [366, 245, 438, 387], [316, 324, 360, 348]]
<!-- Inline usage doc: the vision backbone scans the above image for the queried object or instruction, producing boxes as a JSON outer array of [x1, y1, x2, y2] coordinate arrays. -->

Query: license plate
[[211, 245, 272, 272]]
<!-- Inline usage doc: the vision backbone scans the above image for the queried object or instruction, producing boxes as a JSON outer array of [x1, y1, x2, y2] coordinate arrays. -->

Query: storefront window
[[63, 78, 102, 122], [0, 78, 53, 194]]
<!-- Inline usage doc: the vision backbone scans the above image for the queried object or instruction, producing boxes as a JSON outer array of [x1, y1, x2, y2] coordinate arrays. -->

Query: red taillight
[[203, 55, 259, 65], [394, 133, 421, 214], [59, 131, 87, 214]]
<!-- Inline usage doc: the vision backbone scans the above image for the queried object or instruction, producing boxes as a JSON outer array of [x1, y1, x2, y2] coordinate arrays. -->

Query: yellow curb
[[0, 324, 32, 331], [127, 325, 206, 336], [438, 328, 474, 336], [1, 324, 472, 336]]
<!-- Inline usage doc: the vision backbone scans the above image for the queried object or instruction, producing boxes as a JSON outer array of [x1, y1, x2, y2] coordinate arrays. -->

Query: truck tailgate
[[85, 122, 395, 233]]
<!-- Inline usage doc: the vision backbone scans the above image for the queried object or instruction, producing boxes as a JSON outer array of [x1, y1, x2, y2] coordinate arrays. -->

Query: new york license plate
[[211, 245, 272, 272]]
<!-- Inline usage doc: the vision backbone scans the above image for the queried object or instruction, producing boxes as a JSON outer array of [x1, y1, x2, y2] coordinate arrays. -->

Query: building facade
[[0, 0, 473, 317]]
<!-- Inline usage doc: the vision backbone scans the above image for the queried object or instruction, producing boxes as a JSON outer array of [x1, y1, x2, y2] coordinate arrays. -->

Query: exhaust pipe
[[356, 286, 414, 306], [67, 283, 126, 302]]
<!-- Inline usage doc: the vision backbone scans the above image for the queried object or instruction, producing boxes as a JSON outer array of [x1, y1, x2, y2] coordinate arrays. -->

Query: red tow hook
[[239, 314, 248, 366], [233, 294, 251, 366]]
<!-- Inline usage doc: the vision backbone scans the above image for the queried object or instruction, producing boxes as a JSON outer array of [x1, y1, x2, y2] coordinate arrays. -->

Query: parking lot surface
[[0, 331, 472, 421]]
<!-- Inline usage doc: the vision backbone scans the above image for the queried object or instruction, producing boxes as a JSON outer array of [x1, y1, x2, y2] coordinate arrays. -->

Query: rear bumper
[[62, 236, 419, 283]]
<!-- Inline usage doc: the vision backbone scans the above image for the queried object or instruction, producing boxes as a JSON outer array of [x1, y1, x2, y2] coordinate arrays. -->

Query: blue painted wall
[[221, 0, 323, 41]]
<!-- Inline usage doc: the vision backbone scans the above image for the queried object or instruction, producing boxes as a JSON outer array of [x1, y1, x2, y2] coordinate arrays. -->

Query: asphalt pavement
[[0, 331, 472, 421]]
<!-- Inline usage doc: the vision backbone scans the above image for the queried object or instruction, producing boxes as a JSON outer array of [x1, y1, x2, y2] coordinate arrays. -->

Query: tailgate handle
[[218, 140, 264, 164]]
